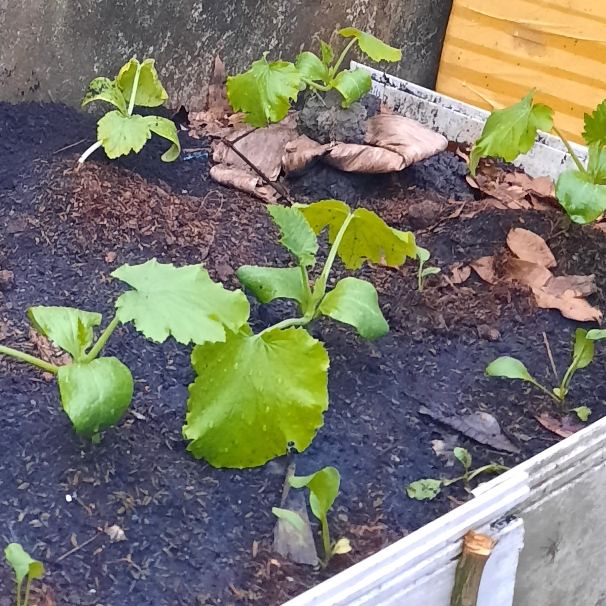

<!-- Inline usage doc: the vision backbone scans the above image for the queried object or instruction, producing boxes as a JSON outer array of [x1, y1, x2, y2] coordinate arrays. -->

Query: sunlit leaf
[[272, 507, 306, 534], [4, 543, 44, 585], [296, 51, 329, 84], [586, 144, 606, 184], [267, 206, 318, 267], [58, 357, 133, 433], [587, 329, 606, 341], [237, 266, 308, 306], [184, 327, 329, 468], [583, 100, 606, 148], [454, 447, 472, 471], [112, 259, 249, 345], [226, 53, 301, 127], [573, 406, 591, 422], [97, 111, 152, 159], [486, 357, 535, 382], [117, 58, 168, 108], [555, 169, 606, 224], [319, 277, 388, 340], [332, 537, 352, 555], [27, 306, 102, 362], [289, 466, 340, 522], [338, 28, 402, 62], [332, 69, 372, 108], [142, 116, 180, 162], [82, 77, 127, 114], [406, 479, 442, 501]]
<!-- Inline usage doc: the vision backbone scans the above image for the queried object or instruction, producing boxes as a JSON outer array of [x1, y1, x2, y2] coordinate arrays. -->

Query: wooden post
[[450, 531, 496, 606]]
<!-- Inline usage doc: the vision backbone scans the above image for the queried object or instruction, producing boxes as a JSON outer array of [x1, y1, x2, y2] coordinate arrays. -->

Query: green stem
[[23, 578, 31, 606], [0, 345, 59, 375], [127, 61, 143, 116], [418, 261, 425, 292], [467, 465, 509, 484], [320, 515, 332, 568], [529, 378, 563, 404], [300, 264, 315, 316], [331, 38, 358, 75], [302, 77, 332, 93], [16, 581, 21, 606], [553, 126, 586, 173], [260, 315, 313, 335], [82, 315, 121, 363]]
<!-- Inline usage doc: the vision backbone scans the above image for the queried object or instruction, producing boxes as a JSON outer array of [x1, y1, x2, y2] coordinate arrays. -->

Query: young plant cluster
[[227, 28, 401, 127], [4, 544, 44, 606], [470, 90, 606, 224]]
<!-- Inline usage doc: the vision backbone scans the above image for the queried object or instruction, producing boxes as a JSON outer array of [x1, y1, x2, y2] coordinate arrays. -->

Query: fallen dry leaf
[[470, 256, 497, 284], [449, 263, 471, 284], [282, 135, 335, 176], [543, 275, 597, 298], [431, 436, 458, 467], [535, 413, 584, 438], [206, 56, 231, 122], [0, 269, 13, 284], [105, 524, 126, 542], [104, 252, 117, 263], [507, 228, 556, 268], [324, 142, 407, 173], [533, 288, 602, 323], [505, 257, 553, 291], [209, 165, 279, 203], [526, 176, 555, 198]]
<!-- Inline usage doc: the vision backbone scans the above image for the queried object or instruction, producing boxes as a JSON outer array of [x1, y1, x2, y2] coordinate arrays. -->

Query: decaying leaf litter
[[3, 66, 606, 606]]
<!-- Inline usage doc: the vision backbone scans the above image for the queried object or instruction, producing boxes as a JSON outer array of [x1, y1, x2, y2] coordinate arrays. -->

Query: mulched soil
[[1, 102, 606, 606]]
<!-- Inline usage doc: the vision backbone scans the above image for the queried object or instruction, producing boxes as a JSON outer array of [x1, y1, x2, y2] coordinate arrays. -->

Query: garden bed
[[1, 100, 606, 606]]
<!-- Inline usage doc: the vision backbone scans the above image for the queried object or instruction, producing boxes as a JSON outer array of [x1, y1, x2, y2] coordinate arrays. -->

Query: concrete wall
[[0, 0, 452, 109]]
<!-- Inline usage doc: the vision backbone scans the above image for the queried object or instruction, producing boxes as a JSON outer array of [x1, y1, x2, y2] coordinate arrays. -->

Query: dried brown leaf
[[535, 413, 584, 438], [507, 228, 557, 268], [533, 288, 602, 323], [543, 275, 597, 298], [282, 136, 335, 176], [209, 165, 278, 204], [449, 263, 471, 284], [470, 256, 497, 284], [504, 258, 553, 290], [324, 143, 407, 173], [105, 524, 126, 542]]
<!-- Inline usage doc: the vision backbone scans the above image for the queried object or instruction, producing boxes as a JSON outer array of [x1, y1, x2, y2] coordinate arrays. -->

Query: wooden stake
[[450, 531, 496, 606]]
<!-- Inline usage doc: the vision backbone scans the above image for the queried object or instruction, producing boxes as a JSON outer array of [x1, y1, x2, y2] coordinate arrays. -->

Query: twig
[[543, 332, 560, 382], [52, 139, 88, 155], [56, 533, 99, 562]]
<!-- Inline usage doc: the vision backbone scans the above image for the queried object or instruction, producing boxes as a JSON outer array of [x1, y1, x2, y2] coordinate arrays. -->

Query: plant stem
[[127, 61, 143, 116], [418, 261, 425, 292], [553, 126, 586, 173], [260, 315, 313, 335], [23, 579, 31, 606], [467, 465, 509, 484], [302, 78, 332, 93], [16, 581, 21, 606], [300, 264, 314, 316], [78, 140, 103, 165], [530, 378, 562, 404], [0, 344, 59, 375], [332, 38, 358, 75], [320, 516, 332, 568], [82, 315, 121, 363]]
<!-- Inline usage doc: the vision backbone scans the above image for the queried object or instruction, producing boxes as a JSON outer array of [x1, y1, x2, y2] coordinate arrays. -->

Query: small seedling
[[407, 448, 508, 501], [227, 28, 401, 127], [486, 328, 606, 405], [79, 58, 180, 163], [416, 246, 441, 292], [469, 90, 606, 225], [287, 467, 351, 567], [4, 543, 44, 606]]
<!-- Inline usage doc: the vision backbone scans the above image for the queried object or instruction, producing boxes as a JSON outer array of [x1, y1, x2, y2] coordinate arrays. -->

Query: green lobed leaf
[[27, 306, 102, 362], [117, 58, 168, 108], [82, 77, 127, 114], [555, 169, 606, 224], [112, 259, 249, 345], [97, 111, 152, 159], [142, 116, 180, 162], [486, 357, 535, 382], [583, 100, 606, 148], [320, 41, 334, 66], [183, 327, 329, 468], [296, 51, 330, 84], [289, 466, 340, 522], [236, 266, 308, 306], [454, 447, 472, 471], [4, 543, 44, 585], [338, 28, 402, 62], [318, 277, 388, 340], [332, 69, 372, 108], [406, 479, 442, 501], [267, 205, 318, 267], [573, 406, 591, 422], [572, 328, 594, 370], [296, 200, 417, 269], [469, 90, 554, 176], [272, 507, 306, 534], [58, 357, 133, 434], [226, 53, 301, 127]]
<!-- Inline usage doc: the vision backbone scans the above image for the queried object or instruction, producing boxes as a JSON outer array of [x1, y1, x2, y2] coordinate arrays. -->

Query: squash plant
[[227, 28, 401, 127], [183, 200, 419, 468], [79, 58, 180, 164], [4, 543, 44, 606], [469, 90, 606, 225]]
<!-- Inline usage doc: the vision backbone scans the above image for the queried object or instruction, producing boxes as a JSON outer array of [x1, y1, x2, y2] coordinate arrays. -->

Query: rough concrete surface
[[0, 0, 452, 109]]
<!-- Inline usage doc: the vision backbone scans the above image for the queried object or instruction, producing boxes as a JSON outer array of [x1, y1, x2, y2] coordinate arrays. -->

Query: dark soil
[[2, 102, 606, 606]]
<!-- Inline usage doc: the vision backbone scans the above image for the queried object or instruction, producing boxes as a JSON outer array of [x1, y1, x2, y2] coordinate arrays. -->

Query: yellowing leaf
[[117, 58, 168, 108], [338, 28, 402, 62], [332, 538, 352, 555], [332, 69, 372, 108], [82, 77, 127, 114], [406, 479, 442, 500], [573, 406, 591, 422], [97, 111, 151, 159], [184, 327, 329, 468], [226, 53, 301, 127]]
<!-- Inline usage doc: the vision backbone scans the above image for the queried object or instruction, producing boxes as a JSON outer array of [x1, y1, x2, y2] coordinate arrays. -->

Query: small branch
[[0, 344, 59, 375], [552, 126, 586, 173], [53, 138, 88, 155], [78, 140, 103, 165], [56, 533, 99, 562], [450, 531, 496, 606], [542, 332, 560, 382]]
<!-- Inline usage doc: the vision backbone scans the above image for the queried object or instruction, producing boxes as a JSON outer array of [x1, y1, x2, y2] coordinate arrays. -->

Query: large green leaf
[[469, 90, 554, 175], [97, 111, 152, 159], [332, 69, 373, 108], [338, 28, 402, 62], [82, 77, 127, 114], [319, 277, 388, 340], [57, 357, 133, 434], [296, 200, 417, 269], [296, 52, 329, 84], [27, 306, 102, 362], [572, 328, 594, 370], [117, 58, 168, 108], [226, 53, 301, 127], [143, 115, 180, 162], [583, 100, 606, 148], [183, 327, 329, 468], [267, 205, 318, 267], [237, 266, 309, 306], [555, 169, 606, 224], [112, 259, 249, 345], [4, 543, 44, 585], [289, 466, 340, 522], [486, 357, 535, 382]]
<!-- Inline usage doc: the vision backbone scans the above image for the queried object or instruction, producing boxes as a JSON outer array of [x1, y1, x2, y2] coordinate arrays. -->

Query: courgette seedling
[[182, 200, 422, 469], [407, 448, 508, 501], [227, 28, 401, 127], [285, 466, 351, 567], [79, 58, 180, 164], [469, 90, 606, 225], [4, 543, 44, 606], [486, 328, 606, 405], [416, 246, 441, 292]]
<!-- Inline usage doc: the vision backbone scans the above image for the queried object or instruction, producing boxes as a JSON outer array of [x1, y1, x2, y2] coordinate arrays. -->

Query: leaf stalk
[[0, 344, 59, 375], [82, 315, 121, 363]]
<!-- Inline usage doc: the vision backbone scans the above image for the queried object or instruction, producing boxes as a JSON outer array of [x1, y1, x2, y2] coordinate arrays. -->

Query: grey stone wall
[[0, 0, 452, 109]]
